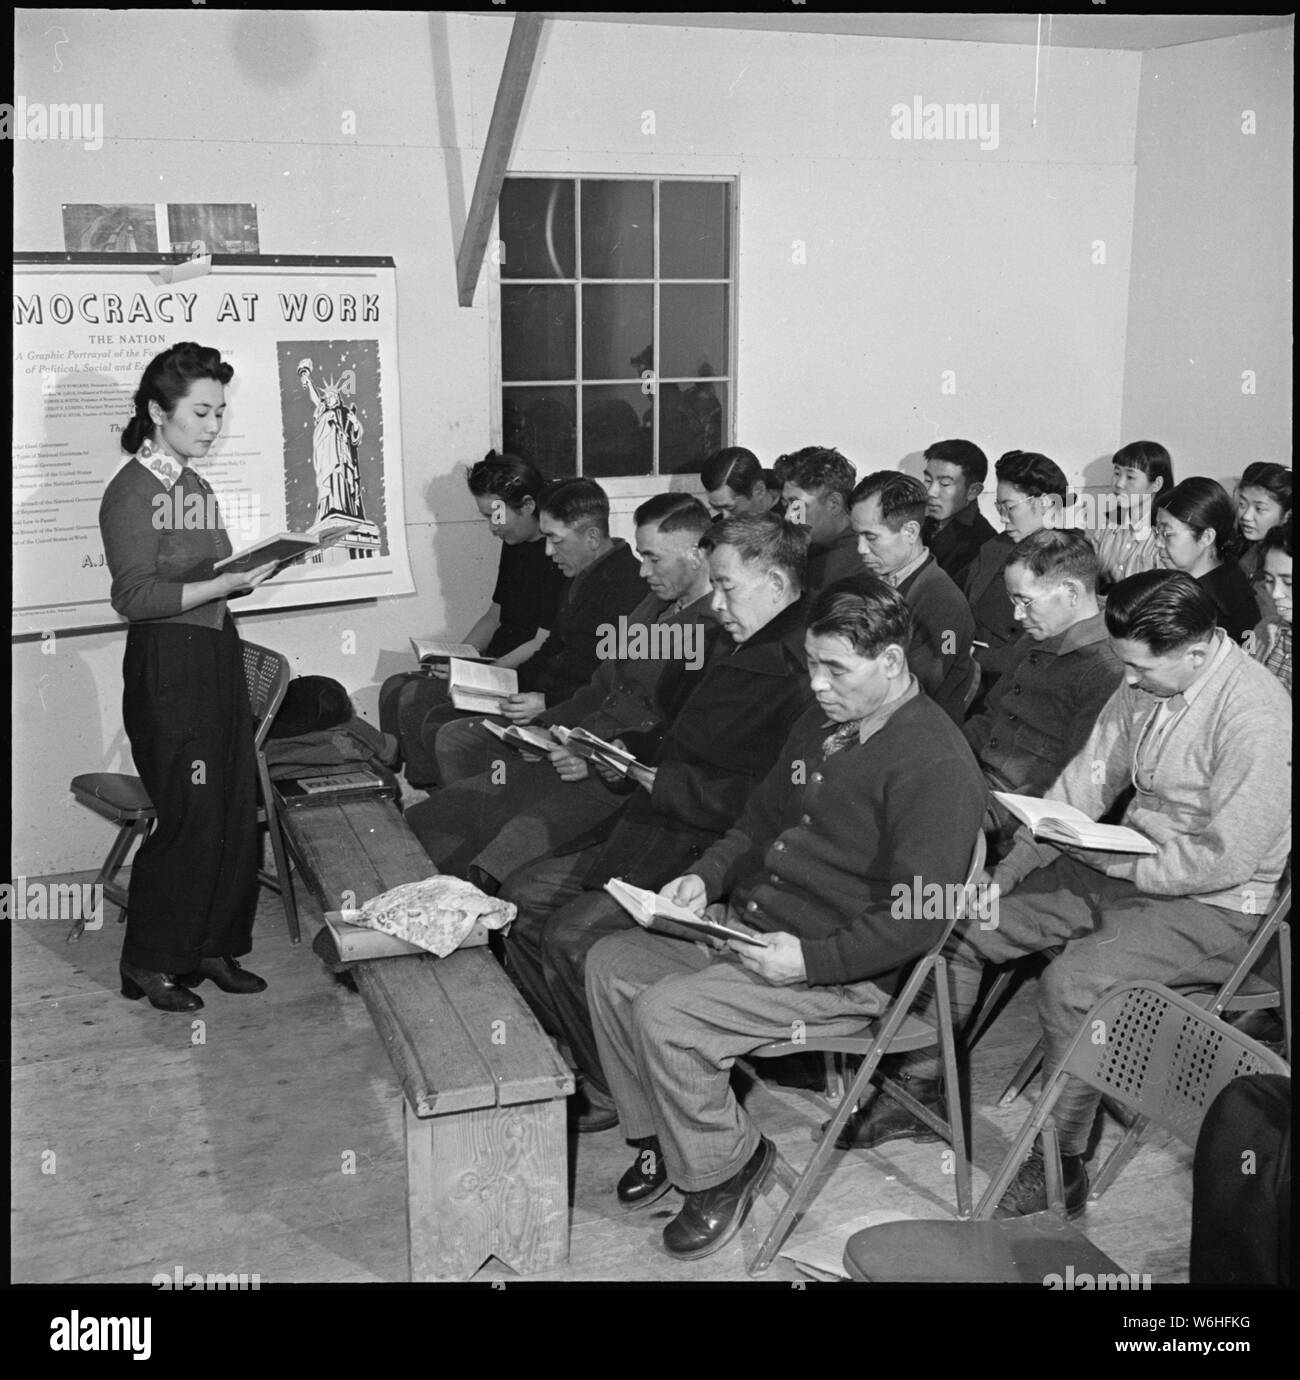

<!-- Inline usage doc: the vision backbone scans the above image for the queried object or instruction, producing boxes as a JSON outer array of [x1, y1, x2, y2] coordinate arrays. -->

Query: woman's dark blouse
[[1198, 562, 1262, 644], [487, 535, 568, 657]]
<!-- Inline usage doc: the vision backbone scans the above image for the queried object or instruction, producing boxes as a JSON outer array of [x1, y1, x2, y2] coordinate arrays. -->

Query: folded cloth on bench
[[352, 876, 516, 957]]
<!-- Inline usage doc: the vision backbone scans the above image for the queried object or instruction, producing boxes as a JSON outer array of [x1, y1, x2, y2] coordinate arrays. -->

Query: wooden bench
[[277, 788, 574, 1281]]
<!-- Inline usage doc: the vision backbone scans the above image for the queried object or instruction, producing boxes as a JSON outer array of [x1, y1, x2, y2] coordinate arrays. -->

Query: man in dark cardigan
[[585, 574, 988, 1260], [921, 438, 996, 588], [500, 513, 815, 1129], [851, 470, 976, 723]]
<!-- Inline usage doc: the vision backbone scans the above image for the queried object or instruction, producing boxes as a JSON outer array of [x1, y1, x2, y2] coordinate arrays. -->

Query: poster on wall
[[12, 253, 413, 635], [60, 203, 261, 255]]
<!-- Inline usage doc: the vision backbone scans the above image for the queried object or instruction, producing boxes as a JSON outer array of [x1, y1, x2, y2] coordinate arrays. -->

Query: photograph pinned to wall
[[167, 203, 260, 256], [61, 203, 164, 254], [277, 339, 386, 566]]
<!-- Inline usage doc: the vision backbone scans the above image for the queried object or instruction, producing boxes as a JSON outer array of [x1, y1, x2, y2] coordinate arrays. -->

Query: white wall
[[11, 11, 1279, 874], [1121, 27, 1293, 482]]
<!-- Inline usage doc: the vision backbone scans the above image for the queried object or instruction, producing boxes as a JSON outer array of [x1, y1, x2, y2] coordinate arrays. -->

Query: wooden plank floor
[[13, 869, 1199, 1284]]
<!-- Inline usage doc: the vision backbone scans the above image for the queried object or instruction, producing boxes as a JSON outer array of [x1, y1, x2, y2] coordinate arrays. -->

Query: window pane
[[499, 179, 575, 279], [660, 284, 728, 380], [583, 384, 652, 478], [658, 380, 727, 475], [582, 284, 653, 381], [580, 180, 653, 279], [501, 285, 575, 381], [502, 386, 576, 478], [660, 182, 731, 279]]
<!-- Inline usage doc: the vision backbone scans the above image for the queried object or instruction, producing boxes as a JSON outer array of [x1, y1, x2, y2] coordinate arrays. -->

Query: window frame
[[489, 172, 739, 493]]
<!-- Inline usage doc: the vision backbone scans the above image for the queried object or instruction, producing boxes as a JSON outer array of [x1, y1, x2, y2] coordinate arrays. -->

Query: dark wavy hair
[[466, 450, 546, 512], [1006, 528, 1101, 590], [1239, 462, 1292, 521], [807, 572, 913, 659], [1262, 518, 1293, 560], [995, 450, 1070, 500], [777, 446, 857, 505], [121, 342, 233, 453], [1104, 569, 1219, 653], [538, 476, 610, 536], [1156, 477, 1240, 562], [699, 512, 809, 592], [849, 471, 928, 531], [701, 446, 764, 496]]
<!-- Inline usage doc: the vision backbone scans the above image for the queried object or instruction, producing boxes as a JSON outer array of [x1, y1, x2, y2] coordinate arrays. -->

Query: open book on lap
[[448, 657, 517, 713], [480, 719, 556, 754], [604, 878, 769, 946], [992, 791, 1158, 854], [410, 637, 487, 665]]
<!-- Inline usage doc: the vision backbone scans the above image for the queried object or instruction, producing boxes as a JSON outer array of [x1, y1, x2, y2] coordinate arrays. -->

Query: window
[[499, 177, 733, 479]]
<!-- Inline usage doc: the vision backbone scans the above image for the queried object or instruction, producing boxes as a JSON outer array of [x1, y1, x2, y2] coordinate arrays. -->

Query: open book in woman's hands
[[992, 792, 1157, 854]]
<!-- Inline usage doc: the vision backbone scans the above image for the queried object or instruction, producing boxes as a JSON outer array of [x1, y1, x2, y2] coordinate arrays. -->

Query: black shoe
[[662, 1136, 775, 1261], [120, 962, 204, 1013], [994, 1143, 1089, 1220], [826, 1075, 945, 1150], [176, 956, 267, 994], [568, 1080, 619, 1134], [617, 1137, 671, 1210]]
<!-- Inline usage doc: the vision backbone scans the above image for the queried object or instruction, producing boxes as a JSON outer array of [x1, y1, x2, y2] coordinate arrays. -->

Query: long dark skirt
[[120, 617, 259, 971]]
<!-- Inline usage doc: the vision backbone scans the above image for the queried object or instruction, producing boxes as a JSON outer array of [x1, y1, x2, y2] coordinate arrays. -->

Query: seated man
[[851, 470, 976, 723], [584, 575, 988, 1259], [779, 445, 861, 596], [842, 571, 1292, 1217], [1089, 439, 1172, 590], [432, 476, 645, 786], [964, 450, 1071, 705], [963, 529, 1124, 855], [1248, 519, 1292, 694], [404, 493, 717, 881], [500, 513, 815, 1128], [379, 451, 566, 787], [921, 438, 996, 588], [702, 446, 781, 519]]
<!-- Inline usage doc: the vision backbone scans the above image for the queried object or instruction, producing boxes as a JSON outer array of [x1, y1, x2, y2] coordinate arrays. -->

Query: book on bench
[[448, 657, 518, 714], [409, 637, 488, 666], [479, 719, 556, 754], [276, 767, 393, 807], [992, 791, 1158, 854], [604, 878, 769, 947], [213, 515, 364, 576]]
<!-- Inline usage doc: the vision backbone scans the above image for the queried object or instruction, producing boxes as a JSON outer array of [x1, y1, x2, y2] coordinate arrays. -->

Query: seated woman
[[1235, 461, 1291, 618], [963, 450, 1070, 705], [379, 451, 565, 787], [1154, 477, 1260, 644], [1248, 520, 1292, 694], [1090, 439, 1173, 589]]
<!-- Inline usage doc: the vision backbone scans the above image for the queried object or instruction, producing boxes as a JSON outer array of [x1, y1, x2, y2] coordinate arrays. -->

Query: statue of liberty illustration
[[298, 357, 367, 523]]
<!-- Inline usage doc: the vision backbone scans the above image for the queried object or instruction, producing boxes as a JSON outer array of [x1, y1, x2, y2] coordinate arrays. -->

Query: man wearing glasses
[[837, 571, 1290, 1218]]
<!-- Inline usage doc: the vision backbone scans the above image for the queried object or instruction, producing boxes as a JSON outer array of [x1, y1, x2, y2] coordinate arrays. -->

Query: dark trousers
[[501, 852, 637, 1097], [121, 618, 259, 972], [378, 670, 450, 787]]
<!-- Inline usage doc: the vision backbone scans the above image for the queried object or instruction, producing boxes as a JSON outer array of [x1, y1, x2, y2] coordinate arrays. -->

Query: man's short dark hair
[[466, 450, 546, 511], [1113, 440, 1174, 493], [849, 471, 928, 531], [539, 477, 610, 535], [777, 446, 857, 504], [807, 572, 913, 660], [701, 446, 764, 495], [1104, 570, 1219, 654], [633, 491, 711, 540], [1006, 529, 1101, 591], [924, 439, 988, 486], [995, 450, 1070, 500], [699, 512, 808, 593]]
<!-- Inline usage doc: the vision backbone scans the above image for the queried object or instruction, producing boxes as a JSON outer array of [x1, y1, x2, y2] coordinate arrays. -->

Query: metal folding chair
[[68, 639, 300, 942], [842, 980, 1289, 1281], [746, 830, 986, 1274], [996, 880, 1292, 1116]]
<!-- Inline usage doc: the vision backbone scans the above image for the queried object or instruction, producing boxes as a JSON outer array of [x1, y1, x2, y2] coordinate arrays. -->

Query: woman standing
[[99, 342, 278, 1012], [1154, 477, 1260, 643]]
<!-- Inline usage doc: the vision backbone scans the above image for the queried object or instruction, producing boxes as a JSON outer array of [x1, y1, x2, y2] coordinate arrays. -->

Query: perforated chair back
[[975, 981, 1290, 1219], [241, 640, 291, 745]]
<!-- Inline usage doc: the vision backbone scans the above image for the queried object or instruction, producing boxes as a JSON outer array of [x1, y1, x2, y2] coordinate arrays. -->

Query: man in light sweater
[[840, 570, 1292, 1217]]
